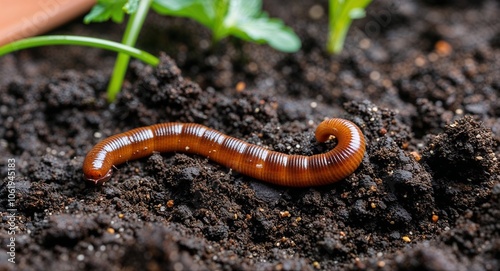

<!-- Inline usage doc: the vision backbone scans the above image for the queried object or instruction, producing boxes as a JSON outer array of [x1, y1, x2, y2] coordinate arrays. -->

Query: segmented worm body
[[83, 118, 365, 187]]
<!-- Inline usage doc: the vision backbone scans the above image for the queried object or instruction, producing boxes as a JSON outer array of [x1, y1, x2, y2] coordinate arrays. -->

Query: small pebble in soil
[[308, 5, 324, 20], [280, 211, 291, 218]]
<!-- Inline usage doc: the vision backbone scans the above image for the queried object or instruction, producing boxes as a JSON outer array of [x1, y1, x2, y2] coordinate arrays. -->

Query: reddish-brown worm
[[83, 118, 365, 187]]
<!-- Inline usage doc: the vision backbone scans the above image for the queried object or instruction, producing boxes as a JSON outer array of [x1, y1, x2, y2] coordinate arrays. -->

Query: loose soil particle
[[1, 0, 499, 270]]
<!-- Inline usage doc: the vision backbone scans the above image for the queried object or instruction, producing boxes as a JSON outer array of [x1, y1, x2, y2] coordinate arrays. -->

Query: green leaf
[[152, 0, 216, 27], [153, 0, 200, 11], [151, 0, 301, 52], [222, 0, 300, 52], [348, 8, 366, 19], [84, 0, 138, 24], [123, 0, 140, 13], [225, 0, 261, 23], [231, 18, 301, 52]]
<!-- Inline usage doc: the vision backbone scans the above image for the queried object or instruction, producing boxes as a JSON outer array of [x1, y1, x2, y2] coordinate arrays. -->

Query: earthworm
[[83, 118, 365, 187]]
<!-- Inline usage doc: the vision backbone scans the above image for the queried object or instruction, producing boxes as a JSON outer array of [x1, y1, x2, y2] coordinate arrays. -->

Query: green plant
[[0, 0, 300, 103], [86, 0, 301, 53], [0, 0, 156, 103], [83, 0, 301, 101], [327, 0, 372, 54], [153, 0, 301, 52], [86, 0, 153, 102]]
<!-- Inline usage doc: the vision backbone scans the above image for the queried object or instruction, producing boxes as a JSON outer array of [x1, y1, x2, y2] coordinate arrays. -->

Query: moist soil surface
[[1, 0, 499, 270]]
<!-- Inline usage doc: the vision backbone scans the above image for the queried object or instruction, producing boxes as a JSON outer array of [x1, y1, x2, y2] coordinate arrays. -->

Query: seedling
[[151, 0, 301, 52], [0, 0, 155, 102], [327, 0, 372, 54], [85, 0, 301, 101], [86, 0, 301, 53], [86, 0, 153, 102], [0, 0, 301, 102]]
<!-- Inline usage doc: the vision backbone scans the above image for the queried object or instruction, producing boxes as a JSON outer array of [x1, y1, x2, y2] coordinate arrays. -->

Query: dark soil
[[1, 0, 499, 270]]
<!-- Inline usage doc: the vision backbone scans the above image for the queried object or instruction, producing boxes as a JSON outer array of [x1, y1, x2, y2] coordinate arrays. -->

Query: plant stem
[[212, 0, 230, 42], [327, 0, 371, 54], [107, 0, 153, 102], [327, 21, 351, 55], [0, 35, 159, 66], [327, 0, 349, 54]]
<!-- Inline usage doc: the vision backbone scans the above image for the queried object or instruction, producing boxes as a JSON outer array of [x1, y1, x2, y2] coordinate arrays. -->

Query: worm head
[[84, 168, 113, 185]]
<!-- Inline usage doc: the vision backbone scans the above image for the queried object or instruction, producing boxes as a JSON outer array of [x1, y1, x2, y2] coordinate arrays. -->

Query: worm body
[[83, 118, 365, 187]]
